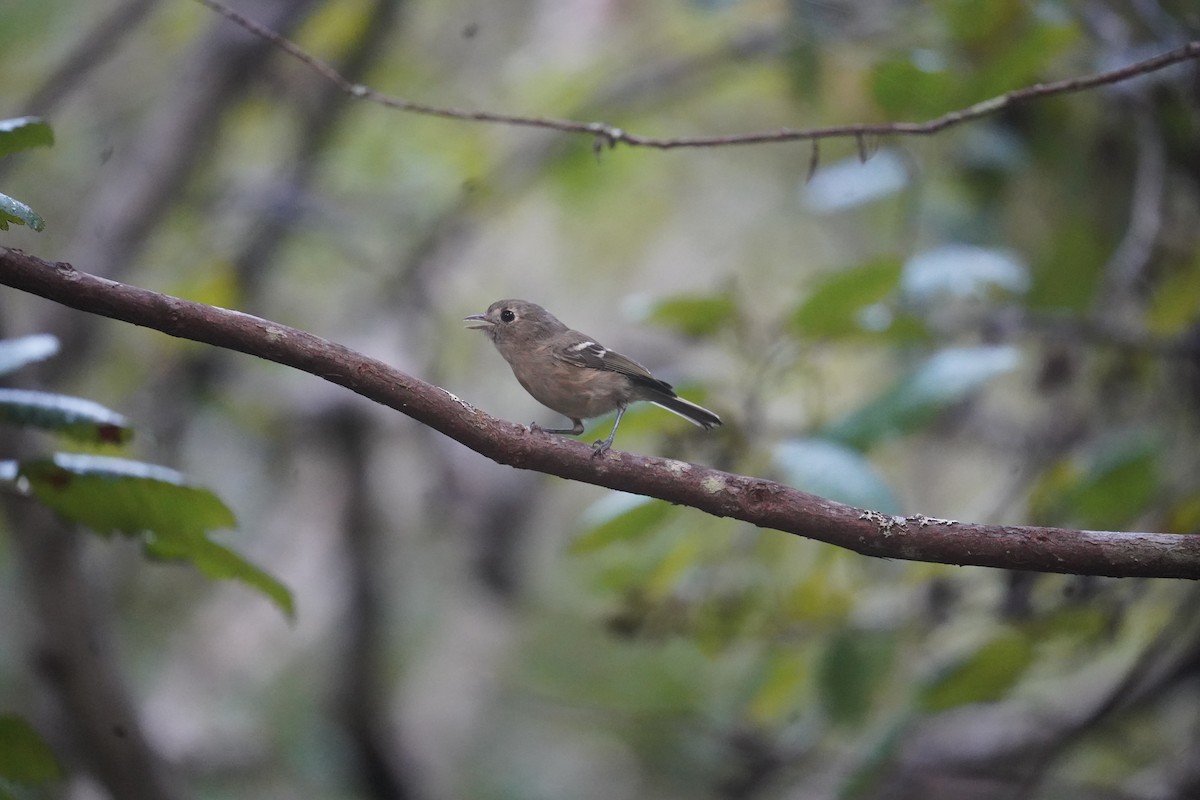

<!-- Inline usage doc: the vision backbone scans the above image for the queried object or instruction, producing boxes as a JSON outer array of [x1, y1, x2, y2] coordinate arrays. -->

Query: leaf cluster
[[0, 333, 291, 792], [0, 117, 51, 232]]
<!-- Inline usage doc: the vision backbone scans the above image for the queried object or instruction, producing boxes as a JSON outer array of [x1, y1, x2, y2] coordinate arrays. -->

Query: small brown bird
[[465, 299, 721, 454]]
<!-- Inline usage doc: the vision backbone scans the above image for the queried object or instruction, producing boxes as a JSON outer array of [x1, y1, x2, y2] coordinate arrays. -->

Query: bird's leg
[[591, 406, 626, 456], [532, 418, 585, 436]]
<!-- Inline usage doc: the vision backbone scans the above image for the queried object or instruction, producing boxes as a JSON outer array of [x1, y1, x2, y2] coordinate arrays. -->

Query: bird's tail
[[652, 394, 722, 430]]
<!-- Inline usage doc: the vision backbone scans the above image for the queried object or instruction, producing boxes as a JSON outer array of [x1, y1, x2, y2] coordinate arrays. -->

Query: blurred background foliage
[[2, 0, 1200, 798]]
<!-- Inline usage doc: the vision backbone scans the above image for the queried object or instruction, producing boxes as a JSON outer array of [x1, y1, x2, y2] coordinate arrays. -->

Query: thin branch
[[193, 0, 1200, 149], [2, 246, 1198, 579]]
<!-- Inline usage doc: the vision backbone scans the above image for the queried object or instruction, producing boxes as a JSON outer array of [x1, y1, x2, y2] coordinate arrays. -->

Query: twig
[[3, 246, 1199, 579], [193, 0, 1200, 149]]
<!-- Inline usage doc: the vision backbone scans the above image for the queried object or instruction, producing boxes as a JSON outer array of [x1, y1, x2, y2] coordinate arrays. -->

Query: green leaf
[[1147, 253, 1200, 335], [786, 567, 854, 622], [0, 191, 45, 232], [0, 714, 61, 784], [1028, 212, 1108, 311], [819, 629, 896, 727], [1167, 489, 1200, 534], [965, 19, 1079, 101], [1067, 435, 1158, 530], [19, 454, 292, 616], [0, 117, 54, 158], [820, 345, 1020, 449], [1033, 432, 1160, 530], [917, 629, 1034, 712], [0, 334, 59, 376], [774, 438, 899, 513], [571, 492, 673, 554], [748, 650, 809, 725], [870, 55, 958, 119], [645, 293, 735, 338], [145, 533, 294, 618], [938, 0, 1023, 46], [0, 389, 134, 444], [21, 455, 235, 535], [791, 258, 905, 339]]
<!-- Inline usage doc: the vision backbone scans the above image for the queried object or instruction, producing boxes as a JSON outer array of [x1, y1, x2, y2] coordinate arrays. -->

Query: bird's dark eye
[[500, 309, 516, 323]]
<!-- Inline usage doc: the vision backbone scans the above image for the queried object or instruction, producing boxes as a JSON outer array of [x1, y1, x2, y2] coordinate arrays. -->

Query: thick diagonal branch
[[2, 246, 1198, 579]]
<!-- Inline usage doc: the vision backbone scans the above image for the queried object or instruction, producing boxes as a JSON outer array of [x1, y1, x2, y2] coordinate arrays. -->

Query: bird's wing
[[553, 337, 675, 392]]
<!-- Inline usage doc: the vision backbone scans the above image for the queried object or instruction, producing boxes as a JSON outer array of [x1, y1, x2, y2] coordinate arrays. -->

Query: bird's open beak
[[463, 313, 492, 330]]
